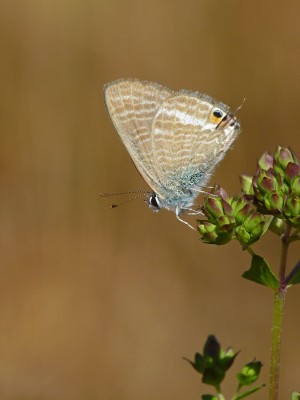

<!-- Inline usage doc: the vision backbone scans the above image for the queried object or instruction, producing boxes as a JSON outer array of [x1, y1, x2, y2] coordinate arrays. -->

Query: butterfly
[[103, 79, 241, 229]]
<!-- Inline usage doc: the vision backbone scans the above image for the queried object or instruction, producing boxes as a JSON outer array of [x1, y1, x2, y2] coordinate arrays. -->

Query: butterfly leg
[[191, 188, 218, 197], [175, 206, 196, 230], [182, 208, 204, 216]]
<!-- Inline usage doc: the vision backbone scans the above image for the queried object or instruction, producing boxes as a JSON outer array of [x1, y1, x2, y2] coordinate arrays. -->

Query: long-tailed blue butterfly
[[103, 79, 240, 229]]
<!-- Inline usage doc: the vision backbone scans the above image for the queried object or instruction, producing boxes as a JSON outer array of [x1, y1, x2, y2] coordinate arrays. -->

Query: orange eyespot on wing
[[208, 108, 226, 125]]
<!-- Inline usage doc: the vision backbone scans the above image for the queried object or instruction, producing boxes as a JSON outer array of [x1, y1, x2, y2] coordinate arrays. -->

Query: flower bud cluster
[[198, 186, 268, 246], [241, 146, 300, 227]]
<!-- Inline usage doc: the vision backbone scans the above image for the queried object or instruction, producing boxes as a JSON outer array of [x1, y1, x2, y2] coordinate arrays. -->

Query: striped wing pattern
[[151, 94, 239, 196], [104, 79, 173, 191], [104, 79, 240, 206]]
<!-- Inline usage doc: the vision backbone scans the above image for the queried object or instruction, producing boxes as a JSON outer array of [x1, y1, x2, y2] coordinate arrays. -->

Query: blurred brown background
[[0, 0, 300, 399]]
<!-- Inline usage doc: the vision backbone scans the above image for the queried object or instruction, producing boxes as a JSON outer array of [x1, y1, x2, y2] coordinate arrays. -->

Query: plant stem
[[215, 385, 226, 400], [246, 246, 256, 256], [268, 224, 291, 400], [278, 225, 291, 284], [268, 289, 286, 400]]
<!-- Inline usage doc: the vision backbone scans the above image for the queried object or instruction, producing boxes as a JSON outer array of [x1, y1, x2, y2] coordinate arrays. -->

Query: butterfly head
[[146, 193, 161, 212]]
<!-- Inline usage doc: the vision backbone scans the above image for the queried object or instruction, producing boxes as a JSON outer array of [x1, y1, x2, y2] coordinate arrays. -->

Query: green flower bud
[[240, 174, 254, 194], [285, 162, 300, 183], [233, 200, 256, 225], [284, 195, 300, 217], [199, 188, 237, 245], [205, 197, 226, 220], [219, 348, 238, 371], [291, 176, 300, 196], [184, 336, 238, 390], [197, 221, 218, 242], [269, 217, 286, 236], [244, 212, 264, 231], [237, 360, 263, 387], [203, 335, 220, 359], [201, 231, 219, 244], [258, 151, 273, 170], [261, 176, 277, 193], [250, 220, 265, 239], [235, 225, 251, 244], [274, 146, 299, 169], [256, 170, 278, 194], [203, 194, 233, 224], [235, 212, 265, 246], [218, 215, 236, 231], [211, 185, 229, 199], [221, 197, 234, 215], [198, 220, 234, 245], [252, 176, 264, 201], [198, 221, 216, 234], [264, 192, 284, 212], [206, 230, 233, 245], [274, 146, 299, 184]]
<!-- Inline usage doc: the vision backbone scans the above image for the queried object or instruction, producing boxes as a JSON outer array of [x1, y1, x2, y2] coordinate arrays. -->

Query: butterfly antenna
[[216, 98, 245, 130], [99, 191, 151, 208], [232, 98, 246, 116], [108, 193, 147, 208], [99, 190, 151, 197]]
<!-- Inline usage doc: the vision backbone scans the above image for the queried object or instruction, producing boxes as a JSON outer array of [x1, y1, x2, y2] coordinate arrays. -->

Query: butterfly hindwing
[[150, 93, 239, 195]]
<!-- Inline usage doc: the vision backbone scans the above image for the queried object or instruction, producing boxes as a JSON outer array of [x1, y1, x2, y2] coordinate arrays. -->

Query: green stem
[[246, 246, 256, 256], [216, 385, 226, 400], [278, 225, 291, 283], [268, 289, 286, 400], [268, 224, 291, 400]]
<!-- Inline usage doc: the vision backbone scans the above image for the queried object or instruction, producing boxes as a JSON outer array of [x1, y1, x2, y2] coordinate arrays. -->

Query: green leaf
[[285, 260, 300, 286], [233, 384, 265, 400], [242, 255, 279, 289], [292, 392, 300, 400], [202, 395, 218, 400]]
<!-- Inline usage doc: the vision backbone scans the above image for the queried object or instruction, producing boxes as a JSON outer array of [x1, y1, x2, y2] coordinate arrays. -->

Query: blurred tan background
[[0, 0, 300, 399]]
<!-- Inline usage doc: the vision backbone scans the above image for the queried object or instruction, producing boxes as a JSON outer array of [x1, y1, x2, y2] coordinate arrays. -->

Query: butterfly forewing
[[104, 79, 173, 190]]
